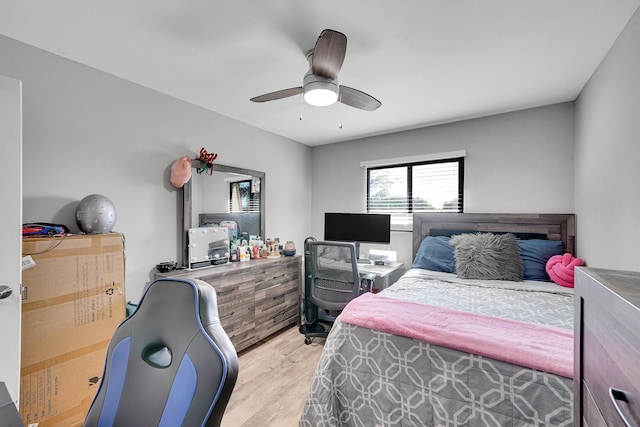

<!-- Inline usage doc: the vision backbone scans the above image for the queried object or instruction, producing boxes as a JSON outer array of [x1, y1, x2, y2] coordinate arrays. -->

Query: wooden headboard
[[412, 213, 576, 259]]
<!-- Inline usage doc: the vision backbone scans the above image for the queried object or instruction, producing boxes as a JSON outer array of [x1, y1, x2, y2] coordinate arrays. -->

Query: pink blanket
[[339, 293, 573, 378]]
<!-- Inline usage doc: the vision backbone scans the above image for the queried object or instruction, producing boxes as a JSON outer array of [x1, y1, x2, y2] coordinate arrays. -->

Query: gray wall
[[0, 35, 313, 302], [575, 6, 640, 271], [4, 0, 640, 307], [311, 103, 576, 270]]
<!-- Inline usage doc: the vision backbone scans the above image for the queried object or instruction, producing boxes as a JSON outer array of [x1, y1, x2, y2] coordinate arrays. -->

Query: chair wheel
[[304, 337, 312, 345]]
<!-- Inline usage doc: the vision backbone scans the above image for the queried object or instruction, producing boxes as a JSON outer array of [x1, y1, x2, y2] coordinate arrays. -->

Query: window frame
[[365, 156, 464, 228], [228, 179, 260, 213]]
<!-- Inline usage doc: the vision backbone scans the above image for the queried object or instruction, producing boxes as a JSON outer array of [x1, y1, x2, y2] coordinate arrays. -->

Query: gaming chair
[[83, 278, 238, 427]]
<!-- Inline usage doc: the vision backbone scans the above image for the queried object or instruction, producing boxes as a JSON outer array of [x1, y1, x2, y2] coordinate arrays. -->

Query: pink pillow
[[545, 253, 584, 288]]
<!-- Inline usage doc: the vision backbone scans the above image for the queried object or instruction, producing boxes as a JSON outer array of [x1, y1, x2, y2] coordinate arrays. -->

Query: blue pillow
[[518, 239, 564, 281], [413, 236, 456, 273]]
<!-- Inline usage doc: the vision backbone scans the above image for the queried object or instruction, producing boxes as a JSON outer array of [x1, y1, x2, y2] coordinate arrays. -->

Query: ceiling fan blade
[[250, 87, 303, 102], [311, 29, 347, 79], [338, 86, 382, 111]]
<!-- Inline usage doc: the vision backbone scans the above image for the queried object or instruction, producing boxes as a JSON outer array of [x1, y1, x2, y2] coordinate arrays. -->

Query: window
[[229, 179, 260, 213], [365, 155, 464, 229]]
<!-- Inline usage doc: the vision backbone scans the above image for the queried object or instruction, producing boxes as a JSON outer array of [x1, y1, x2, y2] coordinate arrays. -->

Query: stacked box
[[20, 233, 125, 427]]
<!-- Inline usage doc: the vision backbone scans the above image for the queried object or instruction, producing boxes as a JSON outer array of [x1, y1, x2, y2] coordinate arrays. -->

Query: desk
[[357, 262, 404, 290]]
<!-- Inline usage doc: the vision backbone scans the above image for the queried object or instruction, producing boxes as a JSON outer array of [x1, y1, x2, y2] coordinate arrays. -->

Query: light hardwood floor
[[221, 325, 325, 427]]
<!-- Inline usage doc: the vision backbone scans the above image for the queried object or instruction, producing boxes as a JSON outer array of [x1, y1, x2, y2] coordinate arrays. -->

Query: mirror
[[182, 163, 265, 266]]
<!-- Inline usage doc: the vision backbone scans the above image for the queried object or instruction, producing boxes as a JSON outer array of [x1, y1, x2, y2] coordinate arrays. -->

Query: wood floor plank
[[221, 326, 325, 427]]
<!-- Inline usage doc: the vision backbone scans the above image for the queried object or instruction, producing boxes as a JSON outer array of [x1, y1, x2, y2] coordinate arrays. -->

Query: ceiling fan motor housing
[[303, 51, 339, 106]]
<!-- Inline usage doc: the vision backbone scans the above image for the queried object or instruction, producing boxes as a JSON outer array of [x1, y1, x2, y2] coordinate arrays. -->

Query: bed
[[300, 213, 577, 427]]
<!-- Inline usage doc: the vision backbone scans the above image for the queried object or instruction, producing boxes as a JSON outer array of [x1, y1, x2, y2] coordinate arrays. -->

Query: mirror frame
[[181, 162, 265, 266]]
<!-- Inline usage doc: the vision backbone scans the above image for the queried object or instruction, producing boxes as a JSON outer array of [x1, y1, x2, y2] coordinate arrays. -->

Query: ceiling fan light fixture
[[303, 80, 338, 106], [250, 30, 380, 111]]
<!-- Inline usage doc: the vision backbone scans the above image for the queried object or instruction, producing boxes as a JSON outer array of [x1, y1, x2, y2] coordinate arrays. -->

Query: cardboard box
[[19, 348, 107, 427], [20, 233, 125, 426]]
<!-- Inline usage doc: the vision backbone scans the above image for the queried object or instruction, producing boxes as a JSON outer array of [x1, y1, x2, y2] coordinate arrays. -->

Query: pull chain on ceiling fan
[[250, 29, 381, 111]]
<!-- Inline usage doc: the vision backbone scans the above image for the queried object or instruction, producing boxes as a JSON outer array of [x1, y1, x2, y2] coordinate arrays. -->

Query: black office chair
[[300, 240, 375, 344], [83, 278, 239, 427]]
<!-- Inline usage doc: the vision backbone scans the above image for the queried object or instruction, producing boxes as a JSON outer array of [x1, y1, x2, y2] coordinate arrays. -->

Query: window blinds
[[362, 152, 464, 230]]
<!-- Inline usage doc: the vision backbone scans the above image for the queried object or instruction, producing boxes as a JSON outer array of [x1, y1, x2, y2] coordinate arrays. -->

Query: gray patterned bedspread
[[300, 269, 574, 427]]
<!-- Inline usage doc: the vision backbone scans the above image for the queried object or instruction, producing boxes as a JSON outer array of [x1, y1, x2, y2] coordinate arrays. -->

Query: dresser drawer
[[156, 256, 301, 352], [255, 301, 298, 341], [578, 269, 640, 426], [582, 381, 607, 427], [199, 272, 256, 351], [257, 259, 299, 288], [255, 290, 298, 330], [255, 279, 299, 338]]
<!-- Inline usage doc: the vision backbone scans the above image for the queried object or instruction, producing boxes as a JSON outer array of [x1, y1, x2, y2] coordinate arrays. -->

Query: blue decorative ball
[[76, 194, 117, 234]]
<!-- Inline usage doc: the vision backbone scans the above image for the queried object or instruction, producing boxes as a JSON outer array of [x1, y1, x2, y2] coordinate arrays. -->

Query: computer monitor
[[324, 212, 391, 260]]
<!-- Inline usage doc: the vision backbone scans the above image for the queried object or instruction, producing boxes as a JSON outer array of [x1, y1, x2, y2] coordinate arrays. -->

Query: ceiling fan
[[250, 29, 381, 111]]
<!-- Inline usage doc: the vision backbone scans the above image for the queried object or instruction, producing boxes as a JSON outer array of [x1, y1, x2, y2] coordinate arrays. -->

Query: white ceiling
[[1, 0, 639, 146]]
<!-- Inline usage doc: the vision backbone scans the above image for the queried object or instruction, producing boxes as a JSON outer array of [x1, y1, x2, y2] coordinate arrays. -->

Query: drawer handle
[[272, 309, 288, 320], [609, 387, 636, 427], [217, 289, 235, 295]]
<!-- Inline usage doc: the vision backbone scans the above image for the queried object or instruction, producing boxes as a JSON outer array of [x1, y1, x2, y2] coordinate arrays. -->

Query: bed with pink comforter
[[300, 269, 574, 427]]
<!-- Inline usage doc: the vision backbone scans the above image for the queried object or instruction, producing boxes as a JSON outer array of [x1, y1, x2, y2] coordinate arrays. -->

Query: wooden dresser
[[574, 267, 640, 427], [156, 256, 301, 352]]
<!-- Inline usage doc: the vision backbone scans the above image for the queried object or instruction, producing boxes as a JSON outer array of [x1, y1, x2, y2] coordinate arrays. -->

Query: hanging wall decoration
[[170, 156, 193, 188], [197, 147, 218, 175]]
